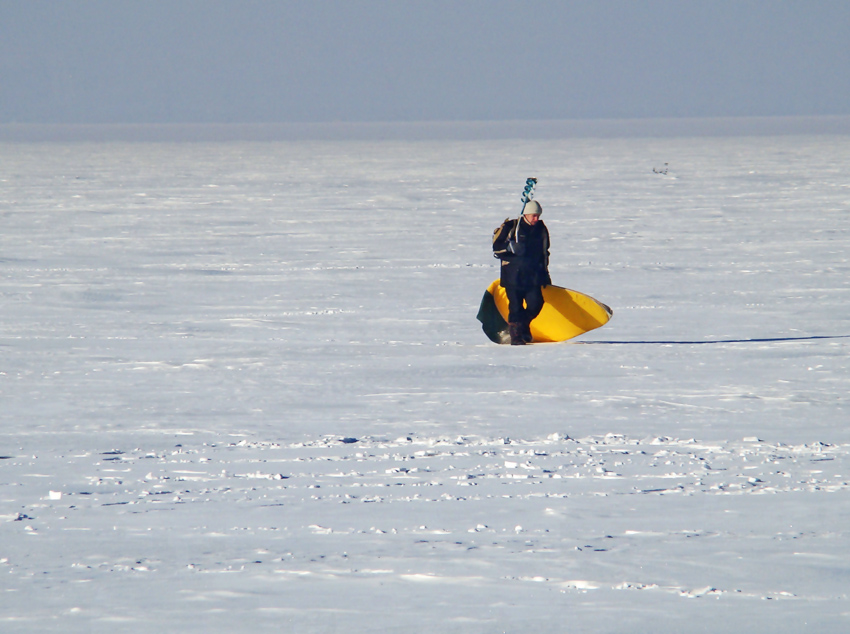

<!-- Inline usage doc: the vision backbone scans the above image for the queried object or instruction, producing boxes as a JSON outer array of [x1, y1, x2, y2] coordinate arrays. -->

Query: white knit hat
[[523, 200, 542, 215]]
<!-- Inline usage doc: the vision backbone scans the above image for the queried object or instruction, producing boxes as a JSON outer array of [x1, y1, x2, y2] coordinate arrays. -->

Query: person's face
[[524, 213, 541, 225]]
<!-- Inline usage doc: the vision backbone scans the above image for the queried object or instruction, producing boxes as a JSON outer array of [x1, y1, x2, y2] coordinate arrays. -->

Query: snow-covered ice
[[1, 132, 849, 632]]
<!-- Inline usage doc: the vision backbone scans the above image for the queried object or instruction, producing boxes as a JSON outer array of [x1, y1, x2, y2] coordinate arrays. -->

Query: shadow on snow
[[577, 335, 850, 345]]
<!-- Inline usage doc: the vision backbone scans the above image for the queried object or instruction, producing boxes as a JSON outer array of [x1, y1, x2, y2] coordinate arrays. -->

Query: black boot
[[509, 322, 525, 345], [521, 322, 533, 344]]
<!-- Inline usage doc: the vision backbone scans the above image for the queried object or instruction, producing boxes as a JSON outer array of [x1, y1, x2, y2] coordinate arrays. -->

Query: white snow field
[[2, 131, 849, 633]]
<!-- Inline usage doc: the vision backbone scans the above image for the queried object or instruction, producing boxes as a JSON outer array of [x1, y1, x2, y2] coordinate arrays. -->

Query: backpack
[[492, 218, 518, 259]]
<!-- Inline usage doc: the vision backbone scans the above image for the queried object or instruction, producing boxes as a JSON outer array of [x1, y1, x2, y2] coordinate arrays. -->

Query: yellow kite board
[[477, 279, 613, 344]]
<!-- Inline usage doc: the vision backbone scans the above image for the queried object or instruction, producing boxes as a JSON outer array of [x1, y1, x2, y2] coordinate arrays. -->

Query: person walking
[[491, 200, 551, 345]]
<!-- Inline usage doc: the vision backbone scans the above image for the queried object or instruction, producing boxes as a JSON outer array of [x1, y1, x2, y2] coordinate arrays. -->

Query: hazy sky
[[2, 1, 849, 124]]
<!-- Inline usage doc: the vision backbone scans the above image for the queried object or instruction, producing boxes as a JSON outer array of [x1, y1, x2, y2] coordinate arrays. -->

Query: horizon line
[[3, 115, 850, 143]]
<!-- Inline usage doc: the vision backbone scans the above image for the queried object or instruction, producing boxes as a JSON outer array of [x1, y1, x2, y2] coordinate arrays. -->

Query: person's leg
[[524, 286, 545, 322], [505, 286, 527, 345], [505, 286, 527, 324], [519, 286, 545, 343]]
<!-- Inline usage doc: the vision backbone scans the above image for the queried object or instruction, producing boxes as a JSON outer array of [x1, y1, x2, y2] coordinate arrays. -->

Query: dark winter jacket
[[492, 217, 551, 288]]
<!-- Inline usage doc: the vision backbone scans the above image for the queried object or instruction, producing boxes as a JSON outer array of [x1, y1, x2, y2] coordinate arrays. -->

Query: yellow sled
[[477, 279, 613, 344]]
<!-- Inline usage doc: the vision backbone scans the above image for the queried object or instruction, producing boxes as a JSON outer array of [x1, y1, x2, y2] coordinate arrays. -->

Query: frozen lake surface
[[1, 132, 849, 632]]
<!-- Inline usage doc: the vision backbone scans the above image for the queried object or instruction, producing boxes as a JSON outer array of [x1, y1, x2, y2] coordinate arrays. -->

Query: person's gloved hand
[[507, 239, 526, 256]]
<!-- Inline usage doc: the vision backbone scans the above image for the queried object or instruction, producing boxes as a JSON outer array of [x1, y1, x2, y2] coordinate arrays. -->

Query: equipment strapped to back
[[492, 178, 538, 258], [521, 178, 537, 205]]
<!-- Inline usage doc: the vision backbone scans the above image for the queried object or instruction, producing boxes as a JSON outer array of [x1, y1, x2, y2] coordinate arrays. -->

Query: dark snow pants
[[506, 285, 545, 326]]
